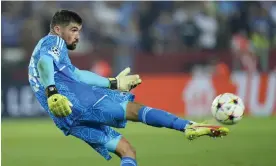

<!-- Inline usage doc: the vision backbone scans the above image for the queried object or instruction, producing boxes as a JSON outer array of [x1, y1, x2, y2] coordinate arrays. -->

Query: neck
[[49, 31, 59, 36]]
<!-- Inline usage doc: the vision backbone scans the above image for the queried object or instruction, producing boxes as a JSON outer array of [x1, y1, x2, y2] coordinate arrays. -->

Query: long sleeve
[[37, 35, 65, 88], [37, 55, 55, 88], [74, 68, 110, 88]]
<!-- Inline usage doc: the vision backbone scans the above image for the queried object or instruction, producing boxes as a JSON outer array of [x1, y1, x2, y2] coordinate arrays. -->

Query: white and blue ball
[[211, 93, 245, 125]]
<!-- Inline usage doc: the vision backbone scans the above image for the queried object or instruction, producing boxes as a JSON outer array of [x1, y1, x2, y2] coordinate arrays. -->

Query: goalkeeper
[[28, 10, 229, 166]]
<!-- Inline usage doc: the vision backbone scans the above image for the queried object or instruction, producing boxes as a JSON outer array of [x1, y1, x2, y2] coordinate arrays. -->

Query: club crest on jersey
[[48, 46, 60, 61]]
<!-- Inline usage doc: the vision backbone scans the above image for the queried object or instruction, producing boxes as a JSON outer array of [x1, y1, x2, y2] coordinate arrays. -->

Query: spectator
[[229, 10, 245, 35], [31, 1, 62, 35], [2, 2, 25, 47], [251, 29, 270, 72], [92, 2, 120, 39], [2, 2, 29, 64], [217, 1, 238, 19], [194, 6, 218, 49], [20, 15, 44, 58], [172, 5, 187, 24], [250, 7, 271, 72], [114, 7, 140, 75], [151, 11, 174, 54], [267, 2, 276, 48], [269, 2, 276, 23], [178, 11, 200, 49], [138, 2, 157, 52], [231, 31, 257, 73]]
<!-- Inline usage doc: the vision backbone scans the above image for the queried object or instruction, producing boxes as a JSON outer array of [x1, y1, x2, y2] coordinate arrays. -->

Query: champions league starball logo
[[51, 46, 60, 57], [48, 46, 61, 61]]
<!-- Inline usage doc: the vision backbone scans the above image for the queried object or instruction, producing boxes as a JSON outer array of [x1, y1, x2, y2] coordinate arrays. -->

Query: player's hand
[[116, 67, 142, 91], [46, 85, 73, 117], [108, 67, 142, 92]]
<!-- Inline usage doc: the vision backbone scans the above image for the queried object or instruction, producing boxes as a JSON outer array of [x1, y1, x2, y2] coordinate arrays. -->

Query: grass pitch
[[2, 117, 276, 166]]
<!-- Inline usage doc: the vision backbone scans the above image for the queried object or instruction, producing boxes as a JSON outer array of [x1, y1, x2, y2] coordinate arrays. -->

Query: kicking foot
[[184, 123, 229, 140]]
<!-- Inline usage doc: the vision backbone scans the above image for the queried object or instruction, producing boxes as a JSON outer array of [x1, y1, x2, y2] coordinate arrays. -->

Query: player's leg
[[70, 123, 137, 166], [125, 101, 192, 131], [53, 122, 136, 163], [101, 131, 137, 166], [124, 101, 229, 140], [112, 137, 137, 166]]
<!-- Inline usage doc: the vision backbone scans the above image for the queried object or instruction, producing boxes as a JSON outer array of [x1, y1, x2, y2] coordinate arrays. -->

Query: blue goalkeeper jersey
[[28, 35, 100, 133], [28, 35, 134, 137], [28, 35, 77, 89]]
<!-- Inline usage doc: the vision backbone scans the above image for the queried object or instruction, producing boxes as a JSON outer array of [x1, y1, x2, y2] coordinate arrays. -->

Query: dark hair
[[50, 10, 82, 30]]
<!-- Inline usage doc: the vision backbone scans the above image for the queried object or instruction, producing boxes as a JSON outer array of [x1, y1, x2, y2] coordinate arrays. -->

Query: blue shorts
[[69, 122, 122, 161], [54, 75, 135, 160], [68, 92, 134, 160]]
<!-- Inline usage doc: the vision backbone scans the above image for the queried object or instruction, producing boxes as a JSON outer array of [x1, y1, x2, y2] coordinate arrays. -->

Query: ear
[[53, 25, 62, 35]]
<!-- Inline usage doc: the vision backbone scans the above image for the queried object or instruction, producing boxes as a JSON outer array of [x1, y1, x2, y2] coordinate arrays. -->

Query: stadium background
[[2, 1, 276, 166]]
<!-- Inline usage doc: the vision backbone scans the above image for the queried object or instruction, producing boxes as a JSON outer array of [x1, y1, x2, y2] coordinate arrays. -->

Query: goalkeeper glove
[[46, 85, 73, 117], [108, 67, 142, 92]]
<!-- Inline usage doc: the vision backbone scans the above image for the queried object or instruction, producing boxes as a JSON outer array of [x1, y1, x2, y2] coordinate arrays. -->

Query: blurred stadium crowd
[[2, 1, 276, 75]]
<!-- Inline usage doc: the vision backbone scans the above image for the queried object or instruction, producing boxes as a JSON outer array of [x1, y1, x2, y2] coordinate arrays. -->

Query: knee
[[115, 138, 136, 158], [126, 102, 144, 122], [120, 144, 136, 158]]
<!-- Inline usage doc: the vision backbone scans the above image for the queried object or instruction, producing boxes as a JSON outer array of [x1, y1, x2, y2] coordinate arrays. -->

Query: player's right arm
[[37, 56, 55, 88], [37, 36, 72, 117]]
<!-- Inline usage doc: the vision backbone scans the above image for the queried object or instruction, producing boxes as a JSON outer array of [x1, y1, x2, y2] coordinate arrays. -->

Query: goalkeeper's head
[[50, 10, 82, 50]]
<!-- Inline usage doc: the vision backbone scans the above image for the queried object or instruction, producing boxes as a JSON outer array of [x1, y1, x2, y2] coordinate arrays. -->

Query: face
[[54, 22, 82, 50]]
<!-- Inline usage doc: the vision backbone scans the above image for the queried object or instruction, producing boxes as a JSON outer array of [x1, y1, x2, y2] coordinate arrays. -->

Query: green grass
[[2, 117, 276, 166]]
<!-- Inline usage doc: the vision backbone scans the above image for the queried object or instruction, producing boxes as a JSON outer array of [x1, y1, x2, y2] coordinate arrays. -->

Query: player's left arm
[[73, 68, 110, 87], [73, 67, 142, 91]]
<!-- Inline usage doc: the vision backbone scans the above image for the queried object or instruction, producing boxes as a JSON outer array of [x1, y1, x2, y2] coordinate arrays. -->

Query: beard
[[66, 43, 77, 50]]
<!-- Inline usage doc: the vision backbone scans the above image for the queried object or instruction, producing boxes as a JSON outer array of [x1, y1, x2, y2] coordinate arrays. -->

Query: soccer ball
[[211, 93, 245, 125]]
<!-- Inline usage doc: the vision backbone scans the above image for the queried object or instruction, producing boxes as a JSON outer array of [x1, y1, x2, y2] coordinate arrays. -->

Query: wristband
[[46, 85, 58, 98], [108, 78, 117, 90]]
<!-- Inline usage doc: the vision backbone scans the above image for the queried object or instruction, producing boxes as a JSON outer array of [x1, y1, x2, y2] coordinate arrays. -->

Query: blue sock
[[138, 106, 191, 131], [121, 157, 137, 166]]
